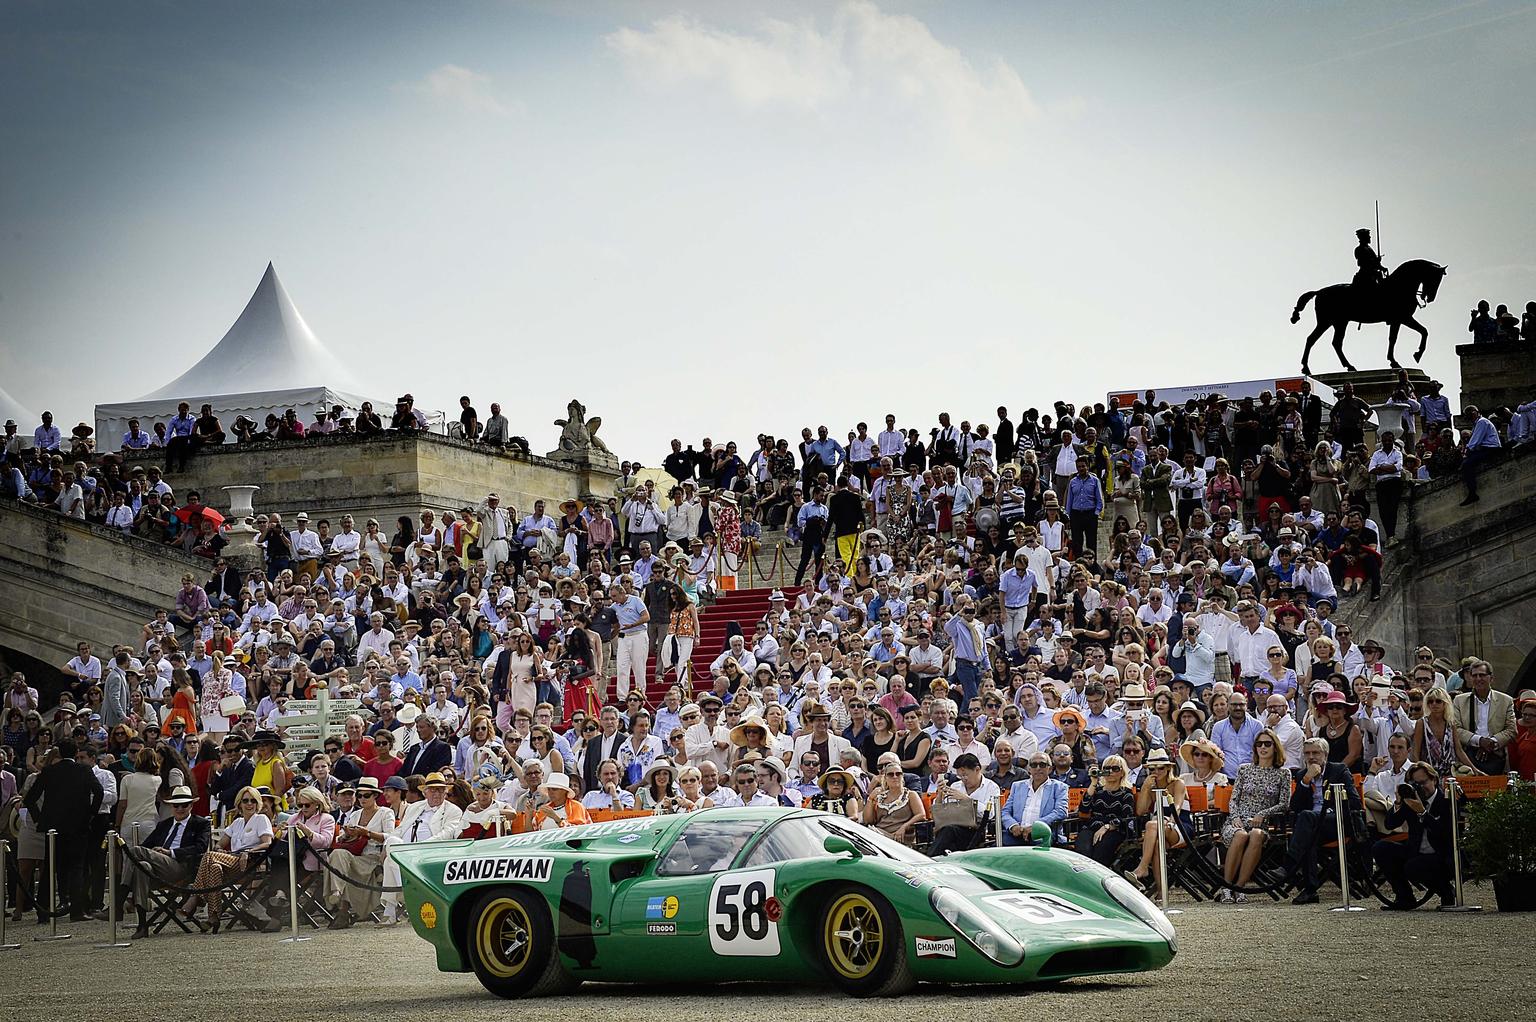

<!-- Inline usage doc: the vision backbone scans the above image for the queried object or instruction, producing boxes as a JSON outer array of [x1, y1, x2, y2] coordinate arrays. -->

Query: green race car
[[390, 806, 1176, 998]]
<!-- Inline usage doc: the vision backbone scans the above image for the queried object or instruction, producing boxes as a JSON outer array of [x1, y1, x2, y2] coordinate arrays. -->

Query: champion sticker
[[442, 855, 554, 884], [915, 936, 957, 959]]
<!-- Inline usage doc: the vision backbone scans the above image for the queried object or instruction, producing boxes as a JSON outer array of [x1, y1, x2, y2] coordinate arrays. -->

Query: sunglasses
[[359, 791, 379, 799], [238, 798, 258, 805], [1104, 766, 1124, 773]]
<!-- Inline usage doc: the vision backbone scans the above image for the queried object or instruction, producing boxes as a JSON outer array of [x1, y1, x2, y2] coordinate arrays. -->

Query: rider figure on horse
[[1352, 228, 1386, 295]]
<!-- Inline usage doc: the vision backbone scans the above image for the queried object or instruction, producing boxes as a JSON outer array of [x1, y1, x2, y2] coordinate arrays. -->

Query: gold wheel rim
[[476, 897, 533, 978], [824, 893, 884, 980]]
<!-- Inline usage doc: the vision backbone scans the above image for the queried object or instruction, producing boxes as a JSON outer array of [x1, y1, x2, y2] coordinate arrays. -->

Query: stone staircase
[[642, 583, 802, 701]]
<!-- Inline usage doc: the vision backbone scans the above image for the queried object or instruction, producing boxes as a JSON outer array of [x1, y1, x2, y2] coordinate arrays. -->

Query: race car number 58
[[709, 869, 780, 956]]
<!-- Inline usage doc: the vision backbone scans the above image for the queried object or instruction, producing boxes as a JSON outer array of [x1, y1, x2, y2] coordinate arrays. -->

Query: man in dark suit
[[1295, 380, 1324, 449], [1373, 762, 1455, 910], [124, 785, 211, 937], [580, 706, 626, 793], [398, 717, 451, 776], [1285, 738, 1364, 904], [22, 738, 104, 922]]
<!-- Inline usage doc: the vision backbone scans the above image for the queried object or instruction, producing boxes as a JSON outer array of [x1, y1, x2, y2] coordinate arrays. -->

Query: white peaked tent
[[94, 263, 388, 443], [0, 384, 35, 429]]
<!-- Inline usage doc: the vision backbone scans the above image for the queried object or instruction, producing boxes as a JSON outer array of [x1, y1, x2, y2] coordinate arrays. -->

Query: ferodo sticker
[[443, 855, 554, 884], [985, 892, 1103, 924], [709, 869, 780, 956], [915, 935, 957, 959]]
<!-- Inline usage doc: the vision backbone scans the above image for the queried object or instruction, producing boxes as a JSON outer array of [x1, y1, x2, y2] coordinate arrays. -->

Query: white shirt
[[1171, 466, 1207, 500], [1019, 779, 1050, 828], [330, 529, 361, 562], [67, 655, 102, 681], [92, 764, 119, 813], [1368, 448, 1404, 480], [877, 430, 905, 461], [1231, 623, 1282, 677], [944, 739, 994, 768], [289, 528, 324, 558]]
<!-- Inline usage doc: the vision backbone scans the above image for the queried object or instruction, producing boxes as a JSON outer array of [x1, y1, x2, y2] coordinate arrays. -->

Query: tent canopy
[[0, 384, 35, 429], [95, 263, 394, 442]]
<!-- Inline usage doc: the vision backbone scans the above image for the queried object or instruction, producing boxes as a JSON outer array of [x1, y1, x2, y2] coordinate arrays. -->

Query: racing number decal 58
[[709, 869, 780, 956]]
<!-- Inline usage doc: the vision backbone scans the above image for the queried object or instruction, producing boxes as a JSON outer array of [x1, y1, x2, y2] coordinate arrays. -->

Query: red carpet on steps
[[641, 586, 801, 702]]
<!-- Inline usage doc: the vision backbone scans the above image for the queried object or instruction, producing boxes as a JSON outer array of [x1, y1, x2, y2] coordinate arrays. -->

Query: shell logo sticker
[[419, 902, 438, 929]]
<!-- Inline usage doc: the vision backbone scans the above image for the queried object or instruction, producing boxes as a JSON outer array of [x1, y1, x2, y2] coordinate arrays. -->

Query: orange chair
[[1212, 785, 1233, 812], [1186, 785, 1209, 813]]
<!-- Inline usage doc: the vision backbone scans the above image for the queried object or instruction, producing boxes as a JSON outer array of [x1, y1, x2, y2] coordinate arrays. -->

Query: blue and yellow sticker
[[645, 895, 680, 920]]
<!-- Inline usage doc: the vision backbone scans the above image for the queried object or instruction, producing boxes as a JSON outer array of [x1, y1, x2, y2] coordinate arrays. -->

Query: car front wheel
[[466, 887, 573, 998], [818, 885, 915, 998]]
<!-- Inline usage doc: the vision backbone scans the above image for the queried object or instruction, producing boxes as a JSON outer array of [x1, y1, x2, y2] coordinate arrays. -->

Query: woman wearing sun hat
[[1052, 705, 1096, 769], [811, 768, 862, 817], [1316, 691, 1363, 773], [1125, 749, 1189, 898], [1177, 735, 1230, 794]]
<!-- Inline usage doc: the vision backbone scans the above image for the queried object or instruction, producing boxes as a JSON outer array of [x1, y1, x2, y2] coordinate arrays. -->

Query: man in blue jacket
[[1002, 753, 1069, 846]]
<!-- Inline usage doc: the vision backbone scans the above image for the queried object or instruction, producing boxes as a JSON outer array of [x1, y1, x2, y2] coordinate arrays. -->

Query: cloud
[[405, 64, 518, 116], [605, 1, 1039, 154]]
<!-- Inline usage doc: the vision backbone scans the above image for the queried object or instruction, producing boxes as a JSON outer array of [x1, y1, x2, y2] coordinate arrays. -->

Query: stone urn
[[222, 484, 261, 533]]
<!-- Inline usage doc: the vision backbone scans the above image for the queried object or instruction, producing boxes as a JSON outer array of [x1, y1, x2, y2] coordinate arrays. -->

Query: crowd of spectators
[[5, 376, 1536, 940], [1466, 298, 1536, 345]]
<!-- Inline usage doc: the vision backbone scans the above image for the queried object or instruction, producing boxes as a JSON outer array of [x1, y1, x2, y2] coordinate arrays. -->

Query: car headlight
[[929, 888, 1026, 967], [1102, 875, 1177, 951]]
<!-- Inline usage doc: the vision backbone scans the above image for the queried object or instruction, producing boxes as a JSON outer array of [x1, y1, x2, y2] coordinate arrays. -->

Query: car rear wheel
[[818, 885, 915, 998], [466, 887, 573, 998]]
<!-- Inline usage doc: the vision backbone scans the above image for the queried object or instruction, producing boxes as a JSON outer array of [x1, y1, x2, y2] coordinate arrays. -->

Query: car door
[[608, 816, 782, 980]]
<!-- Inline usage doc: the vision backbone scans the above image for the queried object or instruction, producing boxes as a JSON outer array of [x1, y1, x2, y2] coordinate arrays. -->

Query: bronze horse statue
[[1291, 258, 1447, 373]]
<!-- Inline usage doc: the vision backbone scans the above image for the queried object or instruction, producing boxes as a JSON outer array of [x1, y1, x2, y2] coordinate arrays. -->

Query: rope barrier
[[295, 836, 403, 894]]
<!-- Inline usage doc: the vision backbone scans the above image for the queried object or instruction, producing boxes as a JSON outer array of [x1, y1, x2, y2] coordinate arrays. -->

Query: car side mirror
[[823, 834, 862, 860], [1030, 822, 1054, 847]]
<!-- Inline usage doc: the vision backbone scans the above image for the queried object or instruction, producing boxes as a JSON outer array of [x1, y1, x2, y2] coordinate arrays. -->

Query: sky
[[3, 0, 1534, 460]]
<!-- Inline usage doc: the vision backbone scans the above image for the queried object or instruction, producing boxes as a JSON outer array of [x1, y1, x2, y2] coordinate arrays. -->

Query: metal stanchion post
[[34, 830, 71, 941], [279, 825, 310, 943], [0, 839, 20, 950], [1153, 790, 1180, 914], [993, 797, 1003, 847], [1441, 778, 1481, 913], [93, 831, 130, 948], [1329, 784, 1363, 912]]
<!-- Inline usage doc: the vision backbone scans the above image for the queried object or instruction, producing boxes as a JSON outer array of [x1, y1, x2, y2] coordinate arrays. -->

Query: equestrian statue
[[1291, 227, 1447, 374]]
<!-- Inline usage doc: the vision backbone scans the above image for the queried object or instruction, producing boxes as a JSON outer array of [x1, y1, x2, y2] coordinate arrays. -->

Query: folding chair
[[140, 873, 205, 935], [213, 850, 278, 932]]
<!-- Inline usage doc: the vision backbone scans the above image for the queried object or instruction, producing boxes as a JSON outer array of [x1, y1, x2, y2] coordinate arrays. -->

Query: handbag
[[932, 794, 979, 830]]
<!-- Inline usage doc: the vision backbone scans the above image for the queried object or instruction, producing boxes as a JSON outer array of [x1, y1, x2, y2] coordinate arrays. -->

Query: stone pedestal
[[1314, 368, 1431, 446], [1313, 367, 1431, 408], [1457, 340, 1536, 419]]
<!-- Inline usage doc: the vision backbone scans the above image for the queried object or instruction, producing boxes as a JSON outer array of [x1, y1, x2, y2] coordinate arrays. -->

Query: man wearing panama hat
[[125, 785, 210, 938]]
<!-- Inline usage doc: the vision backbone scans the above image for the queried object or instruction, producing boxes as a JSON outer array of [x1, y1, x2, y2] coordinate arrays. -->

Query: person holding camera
[[1076, 754, 1136, 866], [1374, 761, 1456, 910]]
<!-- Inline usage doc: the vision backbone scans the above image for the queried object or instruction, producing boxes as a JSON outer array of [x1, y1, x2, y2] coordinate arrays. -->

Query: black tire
[[464, 887, 574, 998], [816, 884, 915, 998]]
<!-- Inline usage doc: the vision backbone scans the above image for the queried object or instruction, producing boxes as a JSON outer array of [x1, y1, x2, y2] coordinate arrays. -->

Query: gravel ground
[[0, 884, 1521, 1022]]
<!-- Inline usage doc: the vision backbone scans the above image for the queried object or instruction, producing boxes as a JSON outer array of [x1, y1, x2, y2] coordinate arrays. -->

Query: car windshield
[[657, 818, 762, 876], [742, 815, 933, 867]]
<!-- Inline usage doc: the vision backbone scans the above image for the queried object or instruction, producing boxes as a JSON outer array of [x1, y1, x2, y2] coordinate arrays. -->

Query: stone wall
[[1457, 339, 1536, 416], [1339, 443, 1536, 689], [0, 498, 199, 668], [155, 432, 622, 527]]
